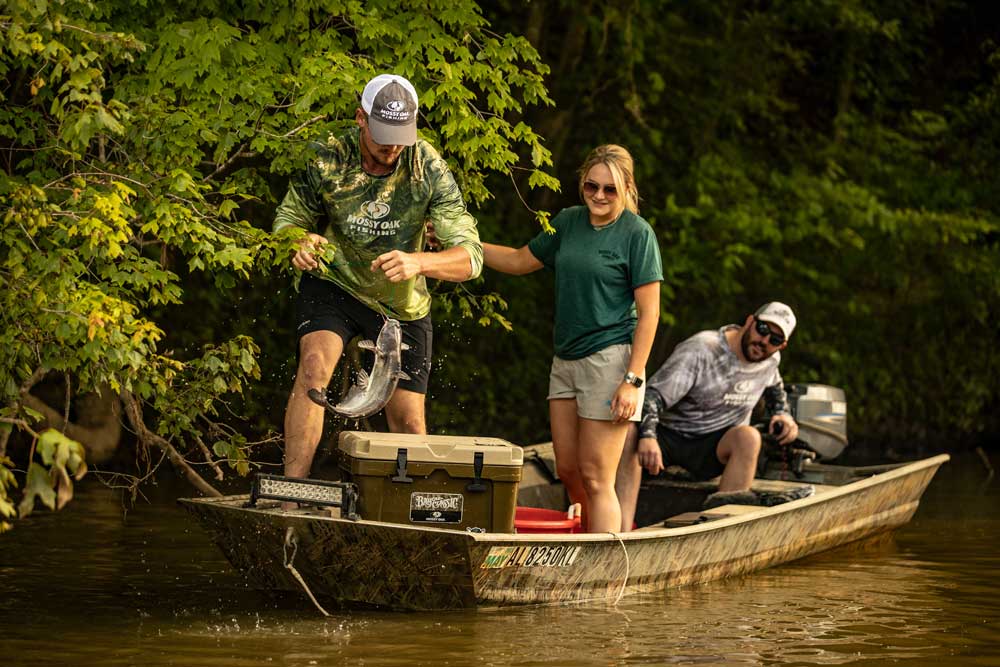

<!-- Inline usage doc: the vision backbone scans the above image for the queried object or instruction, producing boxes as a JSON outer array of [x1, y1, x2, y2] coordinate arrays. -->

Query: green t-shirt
[[528, 206, 663, 360], [272, 128, 483, 321]]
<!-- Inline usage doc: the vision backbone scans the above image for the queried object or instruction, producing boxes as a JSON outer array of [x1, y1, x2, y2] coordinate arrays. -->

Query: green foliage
[[17, 429, 88, 518], [0, 455, 17, 532], [3, 0, 996, 533], [630, 1, 1000, 447], [0, 0, 557, 521], [457, 0, 1000, 451]]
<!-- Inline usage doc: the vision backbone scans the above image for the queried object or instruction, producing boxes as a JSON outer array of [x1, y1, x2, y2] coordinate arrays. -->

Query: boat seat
[[701, 503, 763, 515], [751, 479, 837, 495], [635, 504, 762, 530]]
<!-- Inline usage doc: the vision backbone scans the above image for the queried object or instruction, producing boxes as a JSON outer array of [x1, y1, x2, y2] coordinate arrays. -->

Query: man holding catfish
[[273, 73, 483, 480]]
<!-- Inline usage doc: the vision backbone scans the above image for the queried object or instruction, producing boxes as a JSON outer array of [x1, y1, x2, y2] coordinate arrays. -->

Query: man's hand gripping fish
[[307, 318, 411, 418]]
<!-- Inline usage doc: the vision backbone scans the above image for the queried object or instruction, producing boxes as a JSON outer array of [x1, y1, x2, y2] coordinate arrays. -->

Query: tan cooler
[[337, 431, 523, 533]]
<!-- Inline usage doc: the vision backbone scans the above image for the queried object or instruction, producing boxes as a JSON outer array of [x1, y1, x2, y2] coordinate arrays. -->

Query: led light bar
[[247, 473, 360, 520]]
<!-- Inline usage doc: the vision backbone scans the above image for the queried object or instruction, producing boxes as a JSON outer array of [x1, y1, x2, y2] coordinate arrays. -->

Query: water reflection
[[1, 452, 998, 666]]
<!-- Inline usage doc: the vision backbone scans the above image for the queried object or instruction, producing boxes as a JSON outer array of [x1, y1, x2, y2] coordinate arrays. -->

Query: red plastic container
[[513, 506, 582, 534]]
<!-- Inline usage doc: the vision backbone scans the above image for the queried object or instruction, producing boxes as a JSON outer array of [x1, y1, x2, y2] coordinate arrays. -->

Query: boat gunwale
[[599, 452, 951, 542], [178, 453, 949, 545]]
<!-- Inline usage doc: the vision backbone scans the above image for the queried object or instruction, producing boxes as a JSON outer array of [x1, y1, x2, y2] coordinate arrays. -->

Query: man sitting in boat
[[615, 302, 801, 531]]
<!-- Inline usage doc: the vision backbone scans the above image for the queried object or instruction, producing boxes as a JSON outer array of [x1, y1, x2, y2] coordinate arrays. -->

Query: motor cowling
[[786, 383, 848, 460]]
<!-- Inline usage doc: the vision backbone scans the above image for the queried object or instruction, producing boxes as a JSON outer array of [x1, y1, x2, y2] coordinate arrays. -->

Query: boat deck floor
[[636, 478, 839, 531]]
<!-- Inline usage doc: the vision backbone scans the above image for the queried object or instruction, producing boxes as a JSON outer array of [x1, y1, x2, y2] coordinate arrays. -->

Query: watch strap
[[623, 372, 643, 388]]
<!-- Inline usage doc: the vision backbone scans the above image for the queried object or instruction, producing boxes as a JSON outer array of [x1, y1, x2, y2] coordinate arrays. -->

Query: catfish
[[307, 318, 411, 419]]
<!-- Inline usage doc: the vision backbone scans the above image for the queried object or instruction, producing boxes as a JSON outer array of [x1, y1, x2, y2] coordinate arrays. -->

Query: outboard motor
[[786, 383, 848, 460]]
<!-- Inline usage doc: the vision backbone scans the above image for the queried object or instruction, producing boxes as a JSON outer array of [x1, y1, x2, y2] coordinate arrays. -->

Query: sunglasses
[[583, 181, 618, 199], [754, 318, 785, 346]]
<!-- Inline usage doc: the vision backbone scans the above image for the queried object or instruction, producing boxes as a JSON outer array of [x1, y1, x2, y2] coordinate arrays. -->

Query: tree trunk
[[22, 389, 123, 464]]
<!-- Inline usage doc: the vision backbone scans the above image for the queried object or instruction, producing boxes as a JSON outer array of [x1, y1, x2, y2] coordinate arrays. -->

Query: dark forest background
[[3, 0, 998, 518]]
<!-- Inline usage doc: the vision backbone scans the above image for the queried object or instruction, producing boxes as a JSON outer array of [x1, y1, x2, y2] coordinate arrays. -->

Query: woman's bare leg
[[550, 398, 586, 520], [577, 417, 630, 533]]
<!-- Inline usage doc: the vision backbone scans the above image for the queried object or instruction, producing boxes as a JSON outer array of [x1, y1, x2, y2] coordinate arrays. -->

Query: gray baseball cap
[[361, 74, 418, 146]]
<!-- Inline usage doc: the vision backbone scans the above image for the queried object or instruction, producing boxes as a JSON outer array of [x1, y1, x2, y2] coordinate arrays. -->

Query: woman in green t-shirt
[[483, 144, 663, 533]]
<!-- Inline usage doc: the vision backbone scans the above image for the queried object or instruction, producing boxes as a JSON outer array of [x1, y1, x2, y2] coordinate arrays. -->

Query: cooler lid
[[338, 431, 524, 467]]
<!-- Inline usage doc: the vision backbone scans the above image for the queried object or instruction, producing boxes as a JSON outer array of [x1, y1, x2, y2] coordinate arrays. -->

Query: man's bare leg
[[385, 388, 426, 434], [283, 330, 344, 479], [615, 423, 641, 531], [715, 425, 762, 492]]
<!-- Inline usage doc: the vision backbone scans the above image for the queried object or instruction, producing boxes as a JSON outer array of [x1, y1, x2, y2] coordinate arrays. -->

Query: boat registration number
[[410, 492, 463, 524], [481, 545, 583, 569]]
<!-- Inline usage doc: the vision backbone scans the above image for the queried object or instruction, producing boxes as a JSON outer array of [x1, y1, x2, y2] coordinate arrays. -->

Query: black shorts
[[657, 425, 731, 481], [295, 274, 433, 394]]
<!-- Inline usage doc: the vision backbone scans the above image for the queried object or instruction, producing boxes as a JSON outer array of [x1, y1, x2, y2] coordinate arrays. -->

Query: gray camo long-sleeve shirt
[[638, 325, 789, 439]]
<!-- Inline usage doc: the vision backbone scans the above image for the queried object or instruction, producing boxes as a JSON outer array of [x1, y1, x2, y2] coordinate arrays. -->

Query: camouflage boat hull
[[180, 454, 948, 610]]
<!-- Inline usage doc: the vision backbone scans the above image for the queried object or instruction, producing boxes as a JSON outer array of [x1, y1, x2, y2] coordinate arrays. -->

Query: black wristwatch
[[623, 372, 643, 388]]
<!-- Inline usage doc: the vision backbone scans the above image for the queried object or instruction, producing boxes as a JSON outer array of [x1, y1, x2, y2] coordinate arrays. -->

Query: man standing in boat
[[615, 302, 801, 530], [273, 73, 483, 479]]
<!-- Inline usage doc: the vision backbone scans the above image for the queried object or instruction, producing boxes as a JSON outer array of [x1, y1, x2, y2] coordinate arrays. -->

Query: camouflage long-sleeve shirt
[[638, 325, 789, 439], [273, 128, 483, 321]]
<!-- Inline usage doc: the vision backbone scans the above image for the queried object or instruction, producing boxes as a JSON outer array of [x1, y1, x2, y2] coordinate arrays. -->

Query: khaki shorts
[[547, 344, 645, 421]]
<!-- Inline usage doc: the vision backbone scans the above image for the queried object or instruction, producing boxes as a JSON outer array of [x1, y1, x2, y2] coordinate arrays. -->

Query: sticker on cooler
[[410, 492, 464, 523]]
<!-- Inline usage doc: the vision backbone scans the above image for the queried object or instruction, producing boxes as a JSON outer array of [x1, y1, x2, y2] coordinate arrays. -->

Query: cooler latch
[[392, 447, 413, 483], [466, 451, 486, 493]]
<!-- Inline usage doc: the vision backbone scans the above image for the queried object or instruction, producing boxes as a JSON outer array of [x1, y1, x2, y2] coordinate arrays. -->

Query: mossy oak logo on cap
[[373, 82, 416, 124], [770, 305, 792, 320]]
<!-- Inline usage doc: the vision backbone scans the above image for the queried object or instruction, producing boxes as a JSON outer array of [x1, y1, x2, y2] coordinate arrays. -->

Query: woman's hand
[[610, 382, 639, 424]]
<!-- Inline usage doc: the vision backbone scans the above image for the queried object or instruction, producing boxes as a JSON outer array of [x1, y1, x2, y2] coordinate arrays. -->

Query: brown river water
[[1, 450, 998, 667]]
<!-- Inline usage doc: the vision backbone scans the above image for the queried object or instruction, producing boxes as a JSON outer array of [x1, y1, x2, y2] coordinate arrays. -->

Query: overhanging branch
[[120, 391, 222, 497]]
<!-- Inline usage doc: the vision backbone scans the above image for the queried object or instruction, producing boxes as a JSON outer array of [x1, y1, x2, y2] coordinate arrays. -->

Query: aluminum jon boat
[[180, 447, 948, 610]]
